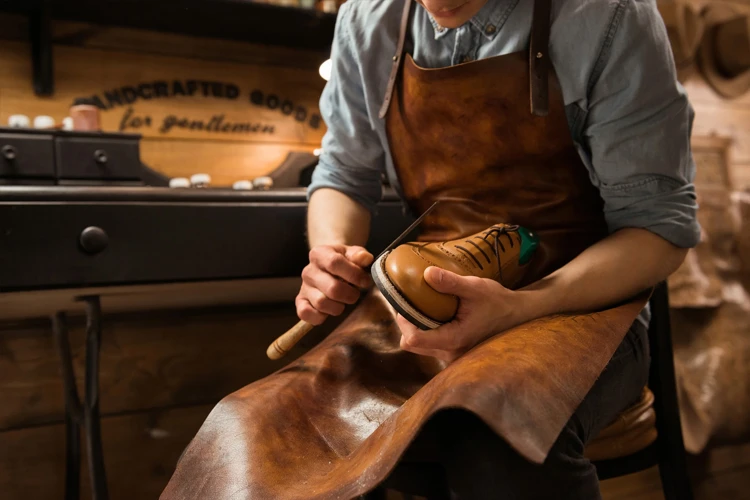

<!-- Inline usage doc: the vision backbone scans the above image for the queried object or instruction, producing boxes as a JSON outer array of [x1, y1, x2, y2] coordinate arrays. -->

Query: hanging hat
[[697, 4, 750, 99], [658, 0, 705, 82]]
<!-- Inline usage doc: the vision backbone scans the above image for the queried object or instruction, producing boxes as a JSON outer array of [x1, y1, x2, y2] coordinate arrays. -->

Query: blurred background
[[0, 0, 748, 498]]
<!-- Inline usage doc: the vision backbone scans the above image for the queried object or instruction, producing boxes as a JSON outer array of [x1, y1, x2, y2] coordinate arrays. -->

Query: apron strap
[[379, 0, 552, 119], [529, 0, 551, 116], [379, 0, 413, 119]]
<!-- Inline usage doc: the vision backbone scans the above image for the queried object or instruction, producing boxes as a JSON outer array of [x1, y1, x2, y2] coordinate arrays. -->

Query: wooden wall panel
[[684, 80, 750, 191], [684, 79, 750, 108], [691, 136, 735, 188], [0, 404, 213, 500], [691, 106, 750, 165], [732, 163, 750, 189], [139, 139, 315, 184], [0, 303, 337, 431], [682, 0, 750, 15], [0, 278, 302, 322], [0, 22, 327, 186], [0, 42, 326, 143]]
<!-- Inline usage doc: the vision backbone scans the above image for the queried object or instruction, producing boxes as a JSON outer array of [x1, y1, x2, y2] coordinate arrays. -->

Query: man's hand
[[397, 227, 690, 362], [296, 245, 374, 325], [396, 266, 528, 362]]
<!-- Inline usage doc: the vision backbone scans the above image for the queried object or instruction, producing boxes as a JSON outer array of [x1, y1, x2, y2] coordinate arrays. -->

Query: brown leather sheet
[[162, 288, 648, 499]]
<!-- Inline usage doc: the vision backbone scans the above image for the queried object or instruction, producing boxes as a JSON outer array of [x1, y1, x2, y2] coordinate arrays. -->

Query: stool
[[365, 282, 694, 499], [588, 282, 694, 500]]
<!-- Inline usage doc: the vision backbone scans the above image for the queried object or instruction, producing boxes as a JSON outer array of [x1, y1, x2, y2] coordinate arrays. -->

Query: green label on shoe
[[517, 226, 540, 265]]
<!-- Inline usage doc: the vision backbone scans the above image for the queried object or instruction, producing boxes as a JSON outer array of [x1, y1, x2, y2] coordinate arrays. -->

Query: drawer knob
[[94, 149, 108, 164], [2, 145, 17, 161], [80, 226, 109, 254]]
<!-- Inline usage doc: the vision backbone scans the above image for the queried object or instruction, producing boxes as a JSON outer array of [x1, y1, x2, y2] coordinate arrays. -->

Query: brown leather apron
[[161, 1, 649, 498]]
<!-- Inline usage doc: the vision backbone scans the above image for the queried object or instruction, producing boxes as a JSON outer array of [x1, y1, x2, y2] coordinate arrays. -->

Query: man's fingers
[[424, 267, 482, 297], [395, 314, 462, 351], [306, 287, 346, 316], [345, 245, 374, 287], [306, 269, 360, 305], [396, 327, 460, 362], [398, 336, 455, 361], [296, 296, 327, 325], [345, 246, 374, 268], [310, 247, 370, 288]]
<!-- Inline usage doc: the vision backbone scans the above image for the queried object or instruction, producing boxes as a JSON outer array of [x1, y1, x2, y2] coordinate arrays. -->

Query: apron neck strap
[[378, 0, 551, 120], [379, 0, 414, 119], [529, 0, 551, 116]]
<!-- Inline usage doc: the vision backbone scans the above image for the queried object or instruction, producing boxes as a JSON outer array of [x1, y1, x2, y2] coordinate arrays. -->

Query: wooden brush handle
[[266, 320, 315, 360]]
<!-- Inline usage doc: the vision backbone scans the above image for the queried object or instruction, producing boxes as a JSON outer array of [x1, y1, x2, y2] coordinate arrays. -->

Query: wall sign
[[0, 41, 326, 183], [76, 79, 323, 136]]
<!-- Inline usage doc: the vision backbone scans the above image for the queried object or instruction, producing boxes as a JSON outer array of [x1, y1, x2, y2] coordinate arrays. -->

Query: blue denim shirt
[[308, 0, 701, 252]]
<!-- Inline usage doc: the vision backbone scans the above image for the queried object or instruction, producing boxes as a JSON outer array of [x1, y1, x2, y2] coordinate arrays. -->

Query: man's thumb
[[424, 267, 470, 294], [345, 246, 374, 268]]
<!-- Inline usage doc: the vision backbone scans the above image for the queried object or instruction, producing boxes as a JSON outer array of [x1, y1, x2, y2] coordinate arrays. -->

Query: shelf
[[0, 0, 337, 51], [0, 0, 337, 95]]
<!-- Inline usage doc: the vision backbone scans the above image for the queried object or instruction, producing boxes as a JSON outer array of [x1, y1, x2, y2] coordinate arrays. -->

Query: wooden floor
[[601, 442, 750, 500]]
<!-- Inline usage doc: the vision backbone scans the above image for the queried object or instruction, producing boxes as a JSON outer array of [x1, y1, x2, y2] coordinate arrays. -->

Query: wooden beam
[[0, 277, 301, 321]]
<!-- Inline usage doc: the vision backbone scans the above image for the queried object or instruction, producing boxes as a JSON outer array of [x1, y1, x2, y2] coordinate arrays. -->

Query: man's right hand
[[296, 245, 374, 325]]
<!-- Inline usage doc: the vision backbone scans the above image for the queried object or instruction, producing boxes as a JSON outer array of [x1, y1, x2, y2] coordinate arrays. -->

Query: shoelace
[[454, 225, 519, 271]]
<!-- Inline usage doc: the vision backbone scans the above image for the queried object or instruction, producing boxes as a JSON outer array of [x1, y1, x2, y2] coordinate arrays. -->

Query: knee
[[546, 417, 588, 465], [432, 409, 519, 461]]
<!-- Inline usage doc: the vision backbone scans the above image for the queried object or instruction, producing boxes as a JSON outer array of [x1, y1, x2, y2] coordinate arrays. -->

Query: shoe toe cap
[[384, 245, 458, 323]]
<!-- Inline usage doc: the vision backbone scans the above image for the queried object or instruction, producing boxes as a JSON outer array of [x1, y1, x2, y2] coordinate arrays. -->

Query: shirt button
[[485, 24, 496, 35]]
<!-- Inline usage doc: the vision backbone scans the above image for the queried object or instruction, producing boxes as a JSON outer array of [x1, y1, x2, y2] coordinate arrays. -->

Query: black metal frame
[[51, 296, 109, 500], [29, 0, 54, 96], [593, 282, 694, 500], [364, 282, 695, 499], [650, 281, 695, 500]]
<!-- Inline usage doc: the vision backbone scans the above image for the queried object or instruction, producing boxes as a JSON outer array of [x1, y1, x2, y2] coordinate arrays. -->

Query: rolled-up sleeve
[[307, 3, 385, 215], [581, 0, 701, 248]]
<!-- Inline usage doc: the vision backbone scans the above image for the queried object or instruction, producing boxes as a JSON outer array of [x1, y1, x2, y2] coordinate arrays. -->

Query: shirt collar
[[427, 14, 451, 39], [428, 0, 518, 40]]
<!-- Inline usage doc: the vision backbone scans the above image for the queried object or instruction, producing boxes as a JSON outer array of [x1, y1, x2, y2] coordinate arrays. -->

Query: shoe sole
[[372, 252, 443, 331]]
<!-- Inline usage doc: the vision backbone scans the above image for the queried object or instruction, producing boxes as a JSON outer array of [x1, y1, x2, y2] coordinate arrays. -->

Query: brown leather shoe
[[372, 224, 539, 330]]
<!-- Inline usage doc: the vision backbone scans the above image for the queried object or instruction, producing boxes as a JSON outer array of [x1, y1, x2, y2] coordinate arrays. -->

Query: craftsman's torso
[[383, 0, 608, 283]]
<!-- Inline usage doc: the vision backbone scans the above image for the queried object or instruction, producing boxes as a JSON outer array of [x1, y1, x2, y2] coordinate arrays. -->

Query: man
[[163, 0, 698, 498]]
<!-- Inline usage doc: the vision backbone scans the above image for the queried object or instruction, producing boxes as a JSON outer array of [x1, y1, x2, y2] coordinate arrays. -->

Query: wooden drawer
[[0, 132, 55, 179], [56, 135, 142, 180]]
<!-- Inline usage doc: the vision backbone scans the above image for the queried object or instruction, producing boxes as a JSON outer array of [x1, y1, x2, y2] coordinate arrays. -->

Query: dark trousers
[[384, 320, 651, 500]]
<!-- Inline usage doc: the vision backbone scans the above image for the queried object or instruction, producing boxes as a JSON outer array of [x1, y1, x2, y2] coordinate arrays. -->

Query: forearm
[[517, 228, 688, 320], [307, 188, 372, 248]]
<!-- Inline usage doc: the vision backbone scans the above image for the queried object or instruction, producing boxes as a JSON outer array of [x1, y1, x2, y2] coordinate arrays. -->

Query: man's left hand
[[396, 266, 528, 362]]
